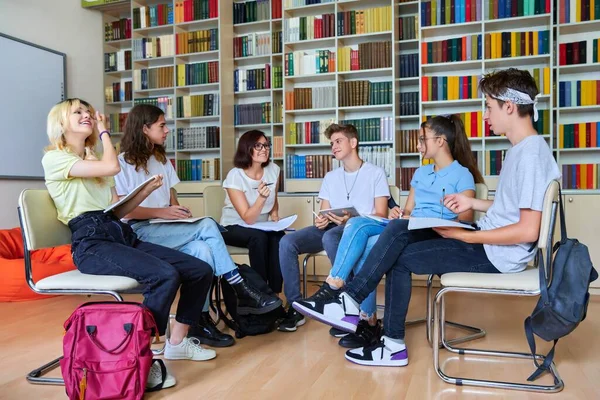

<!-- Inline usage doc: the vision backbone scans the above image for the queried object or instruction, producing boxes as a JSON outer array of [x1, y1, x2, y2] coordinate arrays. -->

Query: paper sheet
[[408, 217, 476, 230], [149, 216, 209, 224], [104, 176, 156, 213], [240, 215, 297, 231]]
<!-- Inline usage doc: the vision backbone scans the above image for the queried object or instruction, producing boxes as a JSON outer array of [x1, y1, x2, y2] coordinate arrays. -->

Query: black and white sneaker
[[345, 335, 408, 367], [277, 308, 306, 332], [293, 290, 360, 333], [339, 319, 382, 349], [329, 327, 349, 338]]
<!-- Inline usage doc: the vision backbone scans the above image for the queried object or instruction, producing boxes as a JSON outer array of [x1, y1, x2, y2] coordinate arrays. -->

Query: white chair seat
[[440, 268, 540, 291], [36, 270, 141, 291], [226, 245, 249, 255]]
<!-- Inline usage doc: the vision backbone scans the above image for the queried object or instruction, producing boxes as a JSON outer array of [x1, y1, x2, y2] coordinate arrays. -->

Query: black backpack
[[525, 189, 598, 381], [218, 264, 286, 338]]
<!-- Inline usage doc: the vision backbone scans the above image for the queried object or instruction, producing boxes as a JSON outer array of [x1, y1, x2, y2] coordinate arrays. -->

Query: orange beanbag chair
[[0, 227, 76, 302]]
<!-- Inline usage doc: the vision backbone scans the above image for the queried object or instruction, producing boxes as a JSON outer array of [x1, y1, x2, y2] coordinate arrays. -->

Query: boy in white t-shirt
[[278, 123, 390, 332]]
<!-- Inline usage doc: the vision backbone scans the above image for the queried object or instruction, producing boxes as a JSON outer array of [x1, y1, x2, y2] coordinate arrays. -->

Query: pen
[[440, 187, 445, 219], [254, 183, 274, 189], [312, 211, 322, 220]]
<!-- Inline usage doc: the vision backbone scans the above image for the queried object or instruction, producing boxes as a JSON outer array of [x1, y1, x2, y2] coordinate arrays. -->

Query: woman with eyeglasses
[[220, 130, 284, 294], [294, 114, 485, 360]]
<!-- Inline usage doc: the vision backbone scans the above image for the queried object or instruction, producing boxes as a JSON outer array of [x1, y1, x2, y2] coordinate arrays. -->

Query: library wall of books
[[100, 0, 600, 194]]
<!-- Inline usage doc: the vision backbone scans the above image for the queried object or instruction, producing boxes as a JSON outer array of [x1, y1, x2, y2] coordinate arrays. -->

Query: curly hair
[[121, 104, 167, 173]]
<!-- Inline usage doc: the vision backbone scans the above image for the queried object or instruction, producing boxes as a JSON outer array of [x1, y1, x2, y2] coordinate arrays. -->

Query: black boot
[[232, 280, 282, 315], [188, 312, 235, 347]]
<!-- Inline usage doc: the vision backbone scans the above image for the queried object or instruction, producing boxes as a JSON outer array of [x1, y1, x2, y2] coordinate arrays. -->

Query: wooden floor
[[0, 287, 598, 400]]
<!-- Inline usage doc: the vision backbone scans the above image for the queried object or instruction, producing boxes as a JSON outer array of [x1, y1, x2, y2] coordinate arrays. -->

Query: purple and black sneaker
[[345, 336, 408, 367], [293, 290, 360, 333]]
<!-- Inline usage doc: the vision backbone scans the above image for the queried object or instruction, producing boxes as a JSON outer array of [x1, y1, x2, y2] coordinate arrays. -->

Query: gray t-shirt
[[477, 135, 561, 273]]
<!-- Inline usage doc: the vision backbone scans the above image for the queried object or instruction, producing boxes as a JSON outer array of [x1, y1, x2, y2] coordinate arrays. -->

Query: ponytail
[[421, 115, 484, 184]]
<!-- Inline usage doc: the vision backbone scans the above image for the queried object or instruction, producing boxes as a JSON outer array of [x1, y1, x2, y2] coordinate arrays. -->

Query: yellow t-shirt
[[42, 149, 115, 225]]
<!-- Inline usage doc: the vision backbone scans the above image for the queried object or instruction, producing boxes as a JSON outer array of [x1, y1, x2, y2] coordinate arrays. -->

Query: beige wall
[[0, 0, 104, 228]]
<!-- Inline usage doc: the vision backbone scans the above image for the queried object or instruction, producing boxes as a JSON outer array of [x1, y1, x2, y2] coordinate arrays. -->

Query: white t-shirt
[[221, 162, 280, 226], [477, 135, 561, 273], [114, 153, 179, 208], [318, 162, 390, 215]]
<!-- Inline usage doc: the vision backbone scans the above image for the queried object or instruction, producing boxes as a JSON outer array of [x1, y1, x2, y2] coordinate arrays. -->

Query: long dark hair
[[234, 130, 270, 169], [121, 104, 167, 173], [421, 115, 484, 184]]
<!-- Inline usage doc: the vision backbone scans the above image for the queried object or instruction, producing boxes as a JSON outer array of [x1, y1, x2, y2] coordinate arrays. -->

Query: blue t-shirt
[[410, 160, 475, 219]]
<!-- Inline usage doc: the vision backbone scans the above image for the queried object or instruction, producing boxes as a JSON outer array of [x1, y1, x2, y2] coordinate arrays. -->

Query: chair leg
[[405, 275, 486, 348], [302, 254, 310, 298], [27, 290, 126, 386], [432, 287, 564, 392]]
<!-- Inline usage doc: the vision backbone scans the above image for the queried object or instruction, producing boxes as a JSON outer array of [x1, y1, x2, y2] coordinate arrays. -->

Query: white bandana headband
[[491, 88, 539, 122]]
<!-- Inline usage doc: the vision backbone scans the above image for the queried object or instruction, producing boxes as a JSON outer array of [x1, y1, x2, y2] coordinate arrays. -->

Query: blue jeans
[[69, 211, 213, 335], [279, 224, 344, 304], [132, 217, 237, 312], [329, 217, 385, 317], [345, 219, 500, 339]]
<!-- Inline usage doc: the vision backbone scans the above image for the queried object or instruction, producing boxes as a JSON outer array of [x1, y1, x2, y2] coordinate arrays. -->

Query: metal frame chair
[[432, 180, 564, 392], [17, 189, 166, 386]]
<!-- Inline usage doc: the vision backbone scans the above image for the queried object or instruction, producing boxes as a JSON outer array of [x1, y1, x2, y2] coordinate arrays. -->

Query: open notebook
[[104, 176, 156, 213]]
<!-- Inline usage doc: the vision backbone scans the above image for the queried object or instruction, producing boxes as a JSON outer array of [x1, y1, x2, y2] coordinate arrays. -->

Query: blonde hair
[[45, 98, 99, 160]]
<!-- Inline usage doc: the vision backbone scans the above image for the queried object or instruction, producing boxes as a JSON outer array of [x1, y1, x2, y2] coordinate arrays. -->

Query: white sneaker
[[146, 360, 176, 390], [164, 337, 217, 361]]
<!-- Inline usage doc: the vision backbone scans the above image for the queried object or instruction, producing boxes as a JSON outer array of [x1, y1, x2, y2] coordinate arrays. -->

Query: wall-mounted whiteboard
[[0, 33, 66, 179]]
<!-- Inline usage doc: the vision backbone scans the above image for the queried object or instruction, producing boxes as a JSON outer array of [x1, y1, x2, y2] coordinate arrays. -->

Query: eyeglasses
[[418, 136, 448, 144], [253, 142, 271, 151]]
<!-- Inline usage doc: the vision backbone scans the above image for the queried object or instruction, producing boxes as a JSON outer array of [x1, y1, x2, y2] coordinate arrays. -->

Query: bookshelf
[[99, 0, 234, 194], [95, 0, 600, 196]]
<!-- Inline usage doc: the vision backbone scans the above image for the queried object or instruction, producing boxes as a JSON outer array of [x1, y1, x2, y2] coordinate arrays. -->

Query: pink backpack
[[60, 302, 159, 400]]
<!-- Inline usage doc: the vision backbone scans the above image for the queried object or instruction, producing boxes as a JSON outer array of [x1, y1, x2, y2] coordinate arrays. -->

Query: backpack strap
[[524, 317, 560, 384], [145, 359, 167, 392], [557, 185, 568, 244]]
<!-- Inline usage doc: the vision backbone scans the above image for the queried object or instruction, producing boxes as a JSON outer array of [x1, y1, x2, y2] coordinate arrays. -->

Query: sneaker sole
[[164, 352, 216, 361], [292, 302, 358, 333], [277, 318, 306, 332], [237, 298, 282, 315], [344, 353, 408, 367]]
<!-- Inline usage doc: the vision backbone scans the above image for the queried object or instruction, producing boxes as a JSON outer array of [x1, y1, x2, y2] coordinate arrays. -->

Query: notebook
[[104, 176, 156, 213]]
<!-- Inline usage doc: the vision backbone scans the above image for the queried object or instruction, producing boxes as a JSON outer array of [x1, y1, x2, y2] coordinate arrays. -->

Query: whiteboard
[[0, 33, 66, 179]]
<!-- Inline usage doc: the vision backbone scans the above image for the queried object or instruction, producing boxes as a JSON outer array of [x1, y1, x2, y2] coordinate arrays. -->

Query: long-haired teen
[[220, 130, 285, 294], [115, 104, 281, 347], [295, 114, 483, 349], [42, 99, 217, 389], [294, 69, 560, 368]]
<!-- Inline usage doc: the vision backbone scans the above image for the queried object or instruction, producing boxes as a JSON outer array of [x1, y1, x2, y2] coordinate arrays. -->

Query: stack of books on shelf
[[105, 18, 131, 41], [177, 158, 220, 181], [233, 0, 270, 24], [285, 50, 335, 75], [234, 102, 272, 125], [174, 0, 219, 22], [338, 81, 392, 107], [105, 50, 131, 72], [133, 66, 174, 90], [133, 36, 175, 59], [339, 117, 394, 142], [337, 41, 391, 71], [335, 145, 393, 178], [287, 119, 335, 144], [272, 136, 284, 158], [422, 35, 482, 64], [396, 129, 420, 153], [108, 113, 128, 134], [176, 93, 220, 118], [562, 164, 600, 189], [287, 154, 333, 179], [485, 150, 506, 176], [559, 122, 600, 148], [286, 87, 336, 110], [177, 126, 220, 150], [485, 30, 550, 59], [133, 4, 174, 28], [487, 0, 551, 19], [176, 29, 218, 54], [398, 53, 418, 78], [558, 80, 600, 107], [421, 75, 480, 101], [105, 80, 132, 103], [234, 32, 271, 57], [176, 61, 219, 86], [337, 6, 392, 36], [421, 0, 482, 25], [398, 15, 418, 40], [284, 14, 336, 42], [396, 167, 417, 191], [134, 97, 174, 119], [235, 65, 272, 92]]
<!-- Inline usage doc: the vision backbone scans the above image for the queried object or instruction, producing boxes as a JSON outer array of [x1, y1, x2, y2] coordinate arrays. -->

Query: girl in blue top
[[295, 114, 484, 348]]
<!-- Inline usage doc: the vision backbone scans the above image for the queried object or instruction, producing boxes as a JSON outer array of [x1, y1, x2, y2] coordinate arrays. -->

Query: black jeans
[[345, 218, 500, 339], [221, 224, 285, 293], [69, 211, 213, 335]]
